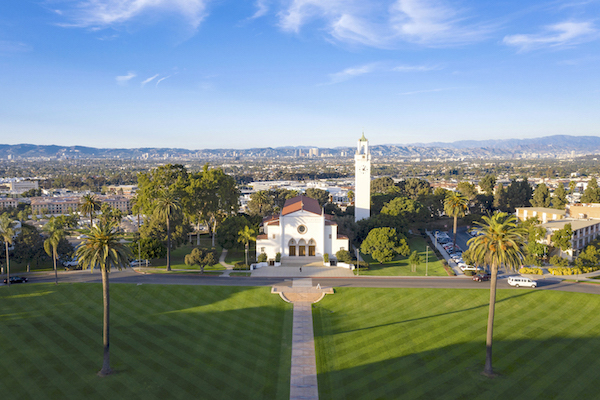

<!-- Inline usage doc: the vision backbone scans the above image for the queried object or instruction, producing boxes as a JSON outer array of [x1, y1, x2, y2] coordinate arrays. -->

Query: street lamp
[[426, 245, 429, 276]]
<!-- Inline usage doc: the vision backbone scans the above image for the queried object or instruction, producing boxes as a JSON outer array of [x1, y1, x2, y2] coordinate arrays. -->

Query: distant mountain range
[[1, 135, 600, 160]]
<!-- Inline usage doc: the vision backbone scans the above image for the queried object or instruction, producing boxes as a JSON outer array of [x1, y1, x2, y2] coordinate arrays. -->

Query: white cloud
[[141, 74, 159, 87], [250, 0, 270, 19], [399, 87, 457, 95], [0, 40, 32, 53], [276, 0, 489, 48], [58, 0, 211, 30], [393, 64, 440, 72], [326, 63, 380, 84], [116, 71, 136, 85], [503, 21, 597, 51], [156, 75, 172, 86]]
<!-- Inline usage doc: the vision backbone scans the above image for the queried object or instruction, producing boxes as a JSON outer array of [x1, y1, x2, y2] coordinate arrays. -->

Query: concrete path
[[218, 249, 234, 277], [252, 266, 354, 278], [288, 279, 320, 400]]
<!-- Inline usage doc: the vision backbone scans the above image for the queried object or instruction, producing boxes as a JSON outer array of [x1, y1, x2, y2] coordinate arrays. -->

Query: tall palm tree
[[444, 191, 469, 250], [44, 227, 65, 285], [238, 225, 256, 266], [80, 194, 101, 228], [468, 212, 525, 377], [154, 191, 180, 271], [0, 214, 16, 287], [76, 221, 131, 377]]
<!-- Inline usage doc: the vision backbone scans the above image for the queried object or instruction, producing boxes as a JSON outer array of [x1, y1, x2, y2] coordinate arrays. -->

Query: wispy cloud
[[324, 62, 440, 85], [250, 0, 270, 19], [503, 21, 597, 51], [277, 0, 490, 47], [141, 74, 159, 87], [56, 0, 211, 30], [399, 87, 457, 95], [156, 75, 172, 86], [116, 71, 136, 85], [0, 40, 32, 53]]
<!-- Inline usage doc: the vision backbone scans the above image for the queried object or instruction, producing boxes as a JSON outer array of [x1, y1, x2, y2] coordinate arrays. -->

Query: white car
[[507, 276, 537, 288], [460, 264, 484, 272], [130, 259, 151, 267]]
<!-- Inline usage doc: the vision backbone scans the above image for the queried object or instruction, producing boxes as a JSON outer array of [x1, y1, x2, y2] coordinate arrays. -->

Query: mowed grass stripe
[[315, 287, 600, 400]]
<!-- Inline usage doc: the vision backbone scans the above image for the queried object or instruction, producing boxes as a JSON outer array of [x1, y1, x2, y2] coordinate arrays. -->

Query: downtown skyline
[[1, 1, 599, 149]]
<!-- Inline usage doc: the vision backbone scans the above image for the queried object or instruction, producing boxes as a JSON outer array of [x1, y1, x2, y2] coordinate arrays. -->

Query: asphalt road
[[24, 268, 600, 296]]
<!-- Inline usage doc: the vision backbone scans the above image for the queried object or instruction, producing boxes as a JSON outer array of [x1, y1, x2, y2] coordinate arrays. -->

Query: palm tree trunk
[[90, 212, 93, 229], [5, 242, 10, 287], [483, 263, 498, 376], [53, 251, 58, 285], [166, 218, 171, 271], [98, 266, 112, 376], [453, 214, 458, 250], [245, 243, 249, 266], [212, 219, 217, 248]]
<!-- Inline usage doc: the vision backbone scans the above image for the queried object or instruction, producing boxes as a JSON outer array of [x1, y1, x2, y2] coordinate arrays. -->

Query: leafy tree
[[360, 227, 410, 264], [305, 188, 330, 207], [371, 177, 395, 194], [76, 221, 132, 377], [569, 180, 577, 194], [184, 248, 218, 273], [444, 192, 468, 250], [380, 196, 425, 223], [44, 226, 65, 284], [581, 178, 600, 203], [408, 250, 421, 272], [332, 215, 358, 247], [506, 178, 533, 210], [21, 188, 42, 197], [335, 249, 353, 263], [217, 215, 253, 250], [549, 254, 569, 267], [130, 237, 166, 260], [552, 184, 568, 209], [397, 178, 432, 200], [153, 191, 181, 271], [422, 187, 448, 219], [575, 245, 599, 267], [479, 175, 496, 196], [238, 225, 256, 266], [551, 223, 573, 252], [247, 191, 274, 217], [80, 194, 101, 228], [531, 183, 551, 208], [457, 181, 477, 201], [12, 223, 46, 268], [493, 183, 509, 212], [271, 188, 298, 209], [0, 214, 16, 285], [99, 203, 123, 226], [467, 212, 526, 377], [346, 190, 354, 203]]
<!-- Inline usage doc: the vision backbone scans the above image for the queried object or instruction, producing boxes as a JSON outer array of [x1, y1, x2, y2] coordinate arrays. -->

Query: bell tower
[[354, 133, 371, 222]]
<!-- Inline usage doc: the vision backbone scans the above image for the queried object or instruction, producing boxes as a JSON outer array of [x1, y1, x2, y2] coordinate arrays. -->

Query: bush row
[[441, 260, 456, 276], [548, 266, 600, 275], [233, 262, 250, 270], [518, 267, 543, 275]]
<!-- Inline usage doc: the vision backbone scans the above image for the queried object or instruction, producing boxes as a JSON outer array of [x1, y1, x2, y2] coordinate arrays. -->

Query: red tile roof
[[256, 234, 268, 240], [281, 195, 322, 216]]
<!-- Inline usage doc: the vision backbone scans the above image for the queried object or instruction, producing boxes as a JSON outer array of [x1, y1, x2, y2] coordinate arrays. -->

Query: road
[[25, 269, 600, 296]]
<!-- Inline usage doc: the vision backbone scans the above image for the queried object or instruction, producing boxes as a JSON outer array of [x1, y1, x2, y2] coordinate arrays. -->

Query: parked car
[[460, 264, 484, 272], [3, 276, 28, 284], [507, 276, 537, 288], [472, 274, 490, 282], [130, 259, 151, 267]]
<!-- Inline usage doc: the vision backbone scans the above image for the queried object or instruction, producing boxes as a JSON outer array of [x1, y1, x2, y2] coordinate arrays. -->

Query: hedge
[[233, 262, 251, 270], [548, 266, 600, 275], [518, 267, 543, 275]]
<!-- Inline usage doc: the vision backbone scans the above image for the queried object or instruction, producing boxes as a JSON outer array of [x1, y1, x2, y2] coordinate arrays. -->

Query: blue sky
[[0, 1, 599, 149]]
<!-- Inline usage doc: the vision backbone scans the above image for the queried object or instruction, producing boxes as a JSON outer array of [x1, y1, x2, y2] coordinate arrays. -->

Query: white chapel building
[[256, 195, 349, 261]]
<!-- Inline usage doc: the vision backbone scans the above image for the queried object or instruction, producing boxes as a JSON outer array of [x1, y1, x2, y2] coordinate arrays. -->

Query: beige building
[[568, 203, 600, 219], [31, 195, 131, 215], [9, 180, 38, 194], [515, 207, 566, 224], [0, 198, 18, 209], [541, 219, 600, 258]]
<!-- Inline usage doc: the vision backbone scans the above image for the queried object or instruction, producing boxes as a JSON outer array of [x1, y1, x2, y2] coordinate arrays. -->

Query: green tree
[[238, 225, 256, 266], [552, 184, 568, 209], [551, 223, 573, 252], [184, 248, 217, 274], [397, 178, 432, 200], [506, 178, 533, 210], [360, 227, 410, 264], [44, 226, 65, 285], [569, 180, 577, 194], [479, 175, 496, 196], [305, 188, 330, 207], [581, 178, 600, 203], [380, 196, 425, 223], [0, 214, 16, 286], [217, 215, 253, 250], [80, 194, 101, 228], [75, 221, 132, 377], [457, 181, 477, 201], [153, 191, 181, 271], [467, 212, 526, 377], [531, 183, 551, 208], [408, 250, 421, 272], [370, 177, 395, 194], [12, 223, 46, 268], [99, 203, 123, 226], [493, 183, 509, 212], [444, 192, 468, 250], [247, 191, 274, 217]]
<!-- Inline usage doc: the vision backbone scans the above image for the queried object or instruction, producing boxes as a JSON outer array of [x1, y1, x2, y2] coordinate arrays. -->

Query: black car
[[472, 274, 490, 282], [3, 276, 28, 284]]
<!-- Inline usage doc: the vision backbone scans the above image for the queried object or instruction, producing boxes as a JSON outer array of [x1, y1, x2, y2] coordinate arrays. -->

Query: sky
[[0, 0, 599, 150]]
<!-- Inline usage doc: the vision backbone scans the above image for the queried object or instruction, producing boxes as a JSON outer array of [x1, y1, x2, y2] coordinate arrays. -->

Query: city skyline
[[1, 1, 599, 149]]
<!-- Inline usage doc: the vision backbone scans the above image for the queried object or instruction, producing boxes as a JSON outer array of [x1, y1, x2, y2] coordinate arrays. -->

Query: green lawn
[[225, 244, 257, 265], [359, 236, 447, 276], [0, 283, 292, 400], [150, 244, 227, 270], [313, 288, 600, 400]]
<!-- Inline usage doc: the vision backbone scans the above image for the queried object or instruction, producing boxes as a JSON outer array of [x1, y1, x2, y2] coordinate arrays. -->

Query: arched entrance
[[298, 239, 306, 256], [308, 239, 316, 256], [288, 238, 296, 256]]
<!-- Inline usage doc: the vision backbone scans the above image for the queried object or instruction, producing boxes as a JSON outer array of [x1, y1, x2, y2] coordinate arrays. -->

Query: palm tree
[[468, 212, 525, 377], [75, 221, 131, 376], [153, 191, 180, 271], [44, 227, 65, 285], [0, 214, 16, 286], [238, 225, 256, 266], [444, 191, 469, 250], [80, 194, 101, 228]]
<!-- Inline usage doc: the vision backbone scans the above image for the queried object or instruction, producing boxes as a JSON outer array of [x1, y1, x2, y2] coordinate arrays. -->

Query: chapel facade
[[256, 195, 349, 261]]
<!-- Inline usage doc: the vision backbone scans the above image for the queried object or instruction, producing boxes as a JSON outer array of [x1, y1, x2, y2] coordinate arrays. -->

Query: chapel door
[[308, 246, 315, 256], [299, 246, 306, 256], [289, 246, 296, 256]]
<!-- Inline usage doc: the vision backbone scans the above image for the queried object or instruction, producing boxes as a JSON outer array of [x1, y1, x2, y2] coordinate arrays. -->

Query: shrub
[[275, 252, 281, 262], [549, 255, 569, 267], [549, 266, 600, 275], [257, 253, 267, 263], [323, 253, 329, 263], [441, 260, 456, 276], [336, 249, 353, 263], [518, 267, 543, 275], [234, 262, 250, 270], [464, 270, 476, 276]]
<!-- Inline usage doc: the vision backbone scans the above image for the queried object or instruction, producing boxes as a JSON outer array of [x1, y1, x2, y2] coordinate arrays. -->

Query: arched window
[[298, 239, 306, 256], [308, 238, 316, 256]]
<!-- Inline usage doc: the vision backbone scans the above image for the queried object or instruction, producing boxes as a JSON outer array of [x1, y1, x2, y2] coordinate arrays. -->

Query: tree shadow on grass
[[317, 337, 600, 400]]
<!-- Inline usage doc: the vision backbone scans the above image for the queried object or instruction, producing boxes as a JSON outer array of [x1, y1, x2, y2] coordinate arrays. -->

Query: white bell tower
[[354, 133, 371, 222]]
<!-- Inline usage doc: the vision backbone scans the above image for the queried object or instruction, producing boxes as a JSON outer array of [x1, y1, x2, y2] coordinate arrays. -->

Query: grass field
[[0, 283, 292, 400], [359, 236, 448, 276], [150, 244, 227, 270], [313, 288, 600, 399]]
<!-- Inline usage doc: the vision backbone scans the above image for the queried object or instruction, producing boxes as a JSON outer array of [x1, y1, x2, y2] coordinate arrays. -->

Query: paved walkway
[[252, 266, 354, 278], [219, 249, 234, 277]]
